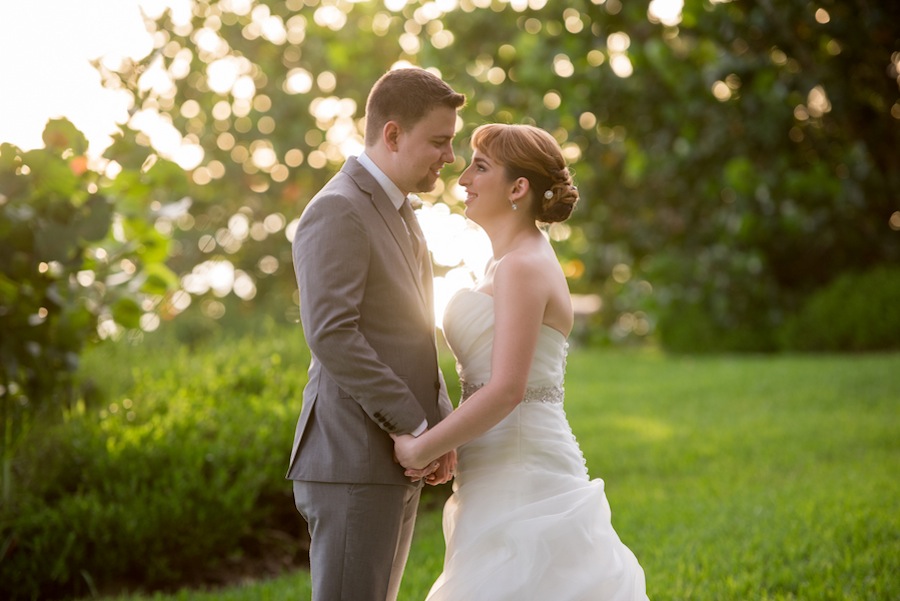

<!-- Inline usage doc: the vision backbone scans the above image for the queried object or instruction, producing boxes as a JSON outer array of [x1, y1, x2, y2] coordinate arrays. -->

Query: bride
[[392, 123, 650, 600]]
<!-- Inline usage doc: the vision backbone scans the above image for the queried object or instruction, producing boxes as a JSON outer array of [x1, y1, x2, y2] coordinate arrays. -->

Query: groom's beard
[[413, 173, 440, 193]]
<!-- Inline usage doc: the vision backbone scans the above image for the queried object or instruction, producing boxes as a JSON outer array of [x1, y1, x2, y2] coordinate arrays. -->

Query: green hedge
[[0, 324, 311, 599], [656, 265, 900, 354], [780, 266, 900, 352]]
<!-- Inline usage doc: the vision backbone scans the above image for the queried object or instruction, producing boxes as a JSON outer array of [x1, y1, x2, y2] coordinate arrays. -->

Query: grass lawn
[[99, 349, 899, 601]]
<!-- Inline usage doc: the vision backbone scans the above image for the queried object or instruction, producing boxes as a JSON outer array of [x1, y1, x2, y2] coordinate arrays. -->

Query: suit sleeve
[[293, 193, 428, 434]]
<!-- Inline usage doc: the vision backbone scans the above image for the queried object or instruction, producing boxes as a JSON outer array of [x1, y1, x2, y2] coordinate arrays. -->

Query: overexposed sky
[[0, 0, 153, 155]]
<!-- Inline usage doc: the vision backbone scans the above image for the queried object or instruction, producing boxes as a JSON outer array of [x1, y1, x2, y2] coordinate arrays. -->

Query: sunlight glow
[[385, 0, 409, 11], [607, 32, 631, 53], [182, 260, 235, 297], [806, 85, 832, 118], [141, 0, 193, 23], [647, 0, 684, 26], [285, 68, 314, 94], [1, 0, 579, 321], [606, 414, 673, 442], [195, 28, 228, 57], [314, 5, 348, 30], [553, 55, 575, 78], [255, 9, 287, 44], [712, 80, 732, 101], [220, 0, 253, 16], [130, 109, 205, 170], [140, 313, 161, 332], [890, 212, 900, 231], [138, 55, 177, 97], [610, 54, 634, 78], [415, 203, 493, 326], [606, 32, 634, 78], [207, 57, 243, 94], [0, 0, 152, 155]]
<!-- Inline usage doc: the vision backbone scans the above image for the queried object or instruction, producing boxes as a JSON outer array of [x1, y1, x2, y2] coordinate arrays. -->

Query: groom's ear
[[383, 121, 402, 152]]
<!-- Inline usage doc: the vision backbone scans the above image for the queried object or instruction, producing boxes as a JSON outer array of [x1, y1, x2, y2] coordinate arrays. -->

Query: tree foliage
[[93, 0, 898, 350], [86, 0, 900, 350], [0, 119, 182, 503]]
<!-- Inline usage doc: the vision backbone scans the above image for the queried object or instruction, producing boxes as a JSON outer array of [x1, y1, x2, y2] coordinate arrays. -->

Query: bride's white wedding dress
[[427, 289, 649, 601]]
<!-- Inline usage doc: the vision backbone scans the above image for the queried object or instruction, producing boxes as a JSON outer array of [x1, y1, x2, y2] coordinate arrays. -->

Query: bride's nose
[[458, 166, 472, 187]]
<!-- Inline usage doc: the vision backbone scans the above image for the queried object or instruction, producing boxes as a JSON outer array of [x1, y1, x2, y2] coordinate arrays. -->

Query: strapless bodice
[[442, 289, 568, 391]]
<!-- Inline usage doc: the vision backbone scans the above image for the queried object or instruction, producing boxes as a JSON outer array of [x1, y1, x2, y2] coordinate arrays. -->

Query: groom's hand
[[424, 449, 457, 486], [403, 461, 440, 483]]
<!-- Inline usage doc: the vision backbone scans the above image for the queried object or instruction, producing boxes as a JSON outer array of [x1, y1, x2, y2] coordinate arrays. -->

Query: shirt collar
[[357, 151, 406, 211]]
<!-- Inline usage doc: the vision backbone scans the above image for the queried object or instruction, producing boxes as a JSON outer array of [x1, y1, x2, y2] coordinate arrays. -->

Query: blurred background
[[3, 0, 898, 353]]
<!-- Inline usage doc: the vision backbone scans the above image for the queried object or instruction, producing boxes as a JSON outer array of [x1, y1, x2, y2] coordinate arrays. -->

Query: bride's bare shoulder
[[493, 247, 555, 290]]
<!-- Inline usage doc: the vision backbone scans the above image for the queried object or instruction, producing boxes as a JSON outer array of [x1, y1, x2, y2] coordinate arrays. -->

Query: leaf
[[0, 273, 19, 304], [24, 149, 82, 206], [106, 170, 153, 215], [111, 297, 142, 329], [119, 216, 170, 264], [723, 157, 756, 196], [140, 263, 179, 295], [78, 195, 113, 242], [34, 220, 79, 263], [41, 118, 89, 156], [143, 157, 190, 199]]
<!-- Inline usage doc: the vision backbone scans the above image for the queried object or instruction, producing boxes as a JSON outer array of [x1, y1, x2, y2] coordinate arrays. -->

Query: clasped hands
[[391, 432, 456, 486]]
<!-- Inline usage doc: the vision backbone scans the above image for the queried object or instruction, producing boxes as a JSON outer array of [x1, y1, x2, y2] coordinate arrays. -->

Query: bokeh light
[[647, 0, 684, 26]]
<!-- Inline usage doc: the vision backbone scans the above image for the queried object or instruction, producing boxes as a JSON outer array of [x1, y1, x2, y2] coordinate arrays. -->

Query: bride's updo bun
[[469, 123, 579, 223]]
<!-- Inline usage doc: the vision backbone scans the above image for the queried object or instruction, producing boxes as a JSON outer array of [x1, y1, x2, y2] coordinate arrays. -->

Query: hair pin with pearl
[[544, 190, 554, 200]]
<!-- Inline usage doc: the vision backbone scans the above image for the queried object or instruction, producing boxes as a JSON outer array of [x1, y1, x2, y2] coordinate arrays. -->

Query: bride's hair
[[469, 123, 579, 223]]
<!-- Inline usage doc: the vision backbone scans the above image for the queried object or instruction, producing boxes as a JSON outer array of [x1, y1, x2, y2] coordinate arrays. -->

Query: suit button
[[434, 381, 441, 390]]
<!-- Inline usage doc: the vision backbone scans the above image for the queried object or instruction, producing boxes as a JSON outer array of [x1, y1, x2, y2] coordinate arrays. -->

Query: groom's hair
[[364, 68, 465, 144]]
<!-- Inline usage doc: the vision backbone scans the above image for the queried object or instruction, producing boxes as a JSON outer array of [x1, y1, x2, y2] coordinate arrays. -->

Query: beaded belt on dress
[[460, 381, 564, 404]]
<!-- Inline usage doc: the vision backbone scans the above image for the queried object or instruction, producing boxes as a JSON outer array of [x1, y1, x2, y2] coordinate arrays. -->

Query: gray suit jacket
[[287, 157, 453, 486]]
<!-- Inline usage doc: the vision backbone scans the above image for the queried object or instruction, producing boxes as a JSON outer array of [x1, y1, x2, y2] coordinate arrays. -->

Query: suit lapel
[[343, 159, 432, 324]]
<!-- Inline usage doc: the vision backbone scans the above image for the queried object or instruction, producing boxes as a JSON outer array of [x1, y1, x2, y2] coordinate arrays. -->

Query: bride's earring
[[510, 200, 518, 211]]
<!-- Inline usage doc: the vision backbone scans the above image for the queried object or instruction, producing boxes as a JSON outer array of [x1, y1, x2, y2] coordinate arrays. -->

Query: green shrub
[[656, 297, 779, 353], [0, 325, 311, 599], [0, 120, 182, 509], [1, 321, 459, 600], [780, 266, 900, 351], [647, 248, 785, 353]]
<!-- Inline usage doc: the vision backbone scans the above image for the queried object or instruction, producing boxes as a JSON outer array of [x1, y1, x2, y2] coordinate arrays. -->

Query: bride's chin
[[464, 210, 484, 227]]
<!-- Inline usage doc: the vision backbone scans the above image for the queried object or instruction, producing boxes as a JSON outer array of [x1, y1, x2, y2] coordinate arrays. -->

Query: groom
[[288, 68, 465, 601]]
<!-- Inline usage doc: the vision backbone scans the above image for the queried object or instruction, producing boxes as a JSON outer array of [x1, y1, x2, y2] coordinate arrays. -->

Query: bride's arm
[[393, 254, 549, 469]]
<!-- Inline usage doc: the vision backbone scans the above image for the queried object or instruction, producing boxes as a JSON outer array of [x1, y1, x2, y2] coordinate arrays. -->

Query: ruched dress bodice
[[426, 289, 650, 601], [443, 288, 568, 392]]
